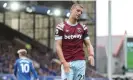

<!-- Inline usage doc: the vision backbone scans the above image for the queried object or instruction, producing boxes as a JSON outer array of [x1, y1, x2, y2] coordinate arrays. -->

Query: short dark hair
[[70, 4, 83, 10]]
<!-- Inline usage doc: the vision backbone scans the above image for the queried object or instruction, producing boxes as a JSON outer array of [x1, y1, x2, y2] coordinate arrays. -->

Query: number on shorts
[[20, 63, 30, 73], [78, 74, 85, 80]]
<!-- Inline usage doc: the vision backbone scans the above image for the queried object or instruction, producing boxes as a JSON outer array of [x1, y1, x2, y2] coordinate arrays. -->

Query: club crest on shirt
[[77, 28, 82, 33], [65, 30, 69, 32]]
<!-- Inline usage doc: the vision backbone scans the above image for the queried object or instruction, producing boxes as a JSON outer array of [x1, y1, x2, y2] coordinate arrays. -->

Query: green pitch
[[127, 51, 133, 68]]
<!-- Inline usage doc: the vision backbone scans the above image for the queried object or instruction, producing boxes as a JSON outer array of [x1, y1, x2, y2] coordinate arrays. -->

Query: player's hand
[[62, 61, 70, 73], [88, 56, 95, 66]]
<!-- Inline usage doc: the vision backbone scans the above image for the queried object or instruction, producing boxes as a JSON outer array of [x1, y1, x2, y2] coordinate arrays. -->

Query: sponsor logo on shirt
[[65, 30, 69, 32], [64, 34, 82, 39]]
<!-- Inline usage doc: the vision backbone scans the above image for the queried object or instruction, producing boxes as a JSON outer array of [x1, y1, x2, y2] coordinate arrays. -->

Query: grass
[[127, 51, 133, 68]]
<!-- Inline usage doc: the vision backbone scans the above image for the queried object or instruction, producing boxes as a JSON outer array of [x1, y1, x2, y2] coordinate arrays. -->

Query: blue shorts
[[61, 60, 86, 80]]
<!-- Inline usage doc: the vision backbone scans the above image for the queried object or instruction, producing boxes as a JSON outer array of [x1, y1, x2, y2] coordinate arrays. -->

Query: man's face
[[18, 53, 21, 57], [70, 6, 83, 20]]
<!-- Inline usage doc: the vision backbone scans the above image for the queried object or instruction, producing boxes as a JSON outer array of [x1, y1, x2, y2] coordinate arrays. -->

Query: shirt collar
[[66, 20, 78, 26]]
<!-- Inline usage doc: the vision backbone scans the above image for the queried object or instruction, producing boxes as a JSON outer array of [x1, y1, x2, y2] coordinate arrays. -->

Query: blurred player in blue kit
[[14, 49, 39, 80]]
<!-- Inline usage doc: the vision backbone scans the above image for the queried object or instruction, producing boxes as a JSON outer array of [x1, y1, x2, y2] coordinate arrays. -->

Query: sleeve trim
[[84, 36, 90, 40], [55, 36, 62, 40]]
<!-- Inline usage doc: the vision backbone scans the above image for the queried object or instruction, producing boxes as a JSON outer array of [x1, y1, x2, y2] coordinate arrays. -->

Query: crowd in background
[[0, 38, 60, 76], [0, 37, 104, 78]]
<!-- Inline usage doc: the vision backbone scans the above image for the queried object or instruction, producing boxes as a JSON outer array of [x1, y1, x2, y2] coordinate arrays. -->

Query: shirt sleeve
[[55, 23, 64, 40], [83, 25, 90, 40], [30, 62, 38, 79]]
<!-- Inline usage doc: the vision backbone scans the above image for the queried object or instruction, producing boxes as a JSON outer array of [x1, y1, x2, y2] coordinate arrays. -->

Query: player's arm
[[83, 25, 94, 66], [56, 38, 70, 72], [14, 60, 17, 77], [55, 24, 66, 63], [55, 39, 66, 63], [84, 37, 95, 67], [84, 39, 94, 57], [55, 23, 70, 72], [30, 62, 38, 80]]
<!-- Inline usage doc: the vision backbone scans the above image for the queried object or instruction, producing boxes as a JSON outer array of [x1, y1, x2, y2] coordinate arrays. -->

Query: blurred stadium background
[[0, 0, 132, 80]]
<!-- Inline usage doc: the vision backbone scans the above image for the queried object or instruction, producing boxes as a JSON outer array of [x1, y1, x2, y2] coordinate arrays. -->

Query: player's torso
[[63, 22, 84, 45], [17, 59, 31, 79], [62, 22, 85, 61]]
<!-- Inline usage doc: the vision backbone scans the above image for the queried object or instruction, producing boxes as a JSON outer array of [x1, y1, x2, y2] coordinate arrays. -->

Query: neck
[[68, 16, 77, 24], [19, 56, 26, 59]]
